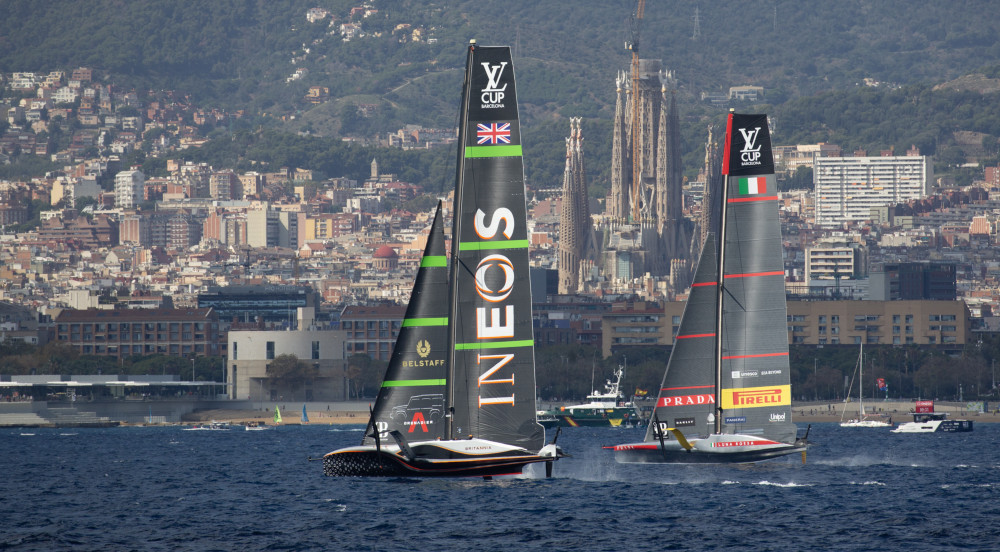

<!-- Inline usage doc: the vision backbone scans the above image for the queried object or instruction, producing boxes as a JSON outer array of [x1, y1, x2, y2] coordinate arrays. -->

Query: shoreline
[[170, 401, 1000, 427]]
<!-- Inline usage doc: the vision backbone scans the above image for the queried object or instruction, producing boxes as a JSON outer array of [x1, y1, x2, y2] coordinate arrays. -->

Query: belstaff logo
[[480, 62, 507, 108], [738, 126, 763, 167], [415, 339, 431, 358]]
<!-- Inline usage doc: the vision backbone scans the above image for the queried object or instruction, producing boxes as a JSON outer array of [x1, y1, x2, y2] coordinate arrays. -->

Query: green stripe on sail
[[464, 145, 522, 158], [420, 255, 446, 267], [401, 317, 448, 327], [455, 339, 534, 350], [458, 239, 530, 251], [381, 378, 447, 387]]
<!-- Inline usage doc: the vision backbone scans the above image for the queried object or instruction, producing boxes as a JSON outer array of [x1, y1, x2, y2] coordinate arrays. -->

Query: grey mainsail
[[363, 203, 449, 444], [716, 113, 796, 443], [624, 112, 801, 459], [447, 45, 544, 451]]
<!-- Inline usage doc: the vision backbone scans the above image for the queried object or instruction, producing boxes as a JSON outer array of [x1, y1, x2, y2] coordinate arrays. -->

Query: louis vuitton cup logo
[[738, 126, 763, 167], [480, 61, 507, 108]]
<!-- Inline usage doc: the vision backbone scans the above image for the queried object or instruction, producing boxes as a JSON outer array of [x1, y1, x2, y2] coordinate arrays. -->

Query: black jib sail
[[362, 202, 449, 444]]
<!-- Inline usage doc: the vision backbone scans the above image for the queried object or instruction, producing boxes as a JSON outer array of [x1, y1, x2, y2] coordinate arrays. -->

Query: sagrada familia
[[558, 59, 724, 298]]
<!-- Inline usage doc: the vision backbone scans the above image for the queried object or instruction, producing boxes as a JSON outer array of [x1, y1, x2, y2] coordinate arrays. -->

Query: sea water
[[2, 423, 998, 551]]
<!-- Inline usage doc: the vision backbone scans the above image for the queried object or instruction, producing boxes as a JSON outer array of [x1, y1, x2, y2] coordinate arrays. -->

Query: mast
[[444, 41, 476, 440], [859, 342, 865, 417], [713, 109, 734, 435]]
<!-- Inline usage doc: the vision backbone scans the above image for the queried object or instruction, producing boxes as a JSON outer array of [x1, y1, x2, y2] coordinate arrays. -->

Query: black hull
[[612, 444, 807, 464], [323, 449, 552, 477]]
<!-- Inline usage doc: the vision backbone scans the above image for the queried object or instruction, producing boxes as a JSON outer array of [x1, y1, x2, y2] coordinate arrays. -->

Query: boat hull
[[537, 408, 645, 428], [323, 439, 555, 477], [608, 434, 807, 464], [839, 420, 892, 428], [892, 419, 973, 433]]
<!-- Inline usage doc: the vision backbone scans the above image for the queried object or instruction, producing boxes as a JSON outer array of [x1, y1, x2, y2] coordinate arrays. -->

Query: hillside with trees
[[3, 0, 1000, 196]]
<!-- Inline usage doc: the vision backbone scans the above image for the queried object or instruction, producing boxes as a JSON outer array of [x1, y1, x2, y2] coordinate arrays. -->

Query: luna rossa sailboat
[[607, 112, 810, 463], [323, 42, 564, 478]]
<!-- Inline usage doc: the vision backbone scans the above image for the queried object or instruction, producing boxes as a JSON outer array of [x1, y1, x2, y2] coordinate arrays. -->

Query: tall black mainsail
[[447, 44, 544, 452], [608, 112, 807, 463], [323, 42, 562, 477]]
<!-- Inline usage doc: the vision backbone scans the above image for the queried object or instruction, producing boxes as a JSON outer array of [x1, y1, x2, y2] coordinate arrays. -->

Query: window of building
[[892, 315, 900, 323], [232, 342, 238, 360], [818, 326, 826, 334], [831, 315, 839, 324], [312, 341, 320, 360], [266, 341, 275, 360], [818, 315, 826, 324]]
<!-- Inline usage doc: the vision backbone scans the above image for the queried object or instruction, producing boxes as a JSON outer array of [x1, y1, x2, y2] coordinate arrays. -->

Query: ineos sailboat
[[607, 112, 809, 463], [323, 42, 564, 478]]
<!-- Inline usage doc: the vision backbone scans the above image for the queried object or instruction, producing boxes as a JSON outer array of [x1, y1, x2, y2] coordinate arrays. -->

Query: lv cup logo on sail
[[738, 126, 763, 166], [480, 62, 507, 108]]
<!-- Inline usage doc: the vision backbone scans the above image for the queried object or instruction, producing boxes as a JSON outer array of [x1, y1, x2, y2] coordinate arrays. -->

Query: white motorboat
[[892, 412, 973, 433]]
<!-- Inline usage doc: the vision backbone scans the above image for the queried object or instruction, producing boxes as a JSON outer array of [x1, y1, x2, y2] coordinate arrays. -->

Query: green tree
[[267, 354, 318, 400]]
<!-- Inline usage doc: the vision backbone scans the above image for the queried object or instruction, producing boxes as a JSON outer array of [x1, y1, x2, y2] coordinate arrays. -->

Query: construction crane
[[627, 0, 645, 223]]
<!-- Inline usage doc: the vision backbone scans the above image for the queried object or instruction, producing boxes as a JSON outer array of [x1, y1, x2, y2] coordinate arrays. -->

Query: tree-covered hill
[[4, 0, 1000, 193]]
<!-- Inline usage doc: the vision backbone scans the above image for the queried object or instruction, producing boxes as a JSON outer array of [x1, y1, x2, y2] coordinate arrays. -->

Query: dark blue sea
[[3, 422, 998, 551]]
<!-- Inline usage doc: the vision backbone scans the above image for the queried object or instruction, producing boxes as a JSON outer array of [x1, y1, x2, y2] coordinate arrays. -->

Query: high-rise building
[[814, 154, 932, 227], [115, 169, 144, 209]]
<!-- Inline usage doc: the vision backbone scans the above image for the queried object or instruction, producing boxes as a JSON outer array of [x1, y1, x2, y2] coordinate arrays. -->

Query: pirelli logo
[[721, 385, 790, 410]]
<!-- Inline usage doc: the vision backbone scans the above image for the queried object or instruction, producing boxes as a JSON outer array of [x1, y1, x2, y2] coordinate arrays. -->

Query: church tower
[[559, 118, 596, 294]]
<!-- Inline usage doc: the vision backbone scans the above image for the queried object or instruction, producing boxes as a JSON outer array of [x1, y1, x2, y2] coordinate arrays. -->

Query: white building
[[227, 308, 347, 402], [814, 154, 932, 227], [247, 205, 298, 249], [115, 169, 145, 209]]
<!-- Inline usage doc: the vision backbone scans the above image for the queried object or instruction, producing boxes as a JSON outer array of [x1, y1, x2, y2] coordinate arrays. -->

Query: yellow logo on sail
[[416, 339, 431, 358], [721, 385, 790, 409]]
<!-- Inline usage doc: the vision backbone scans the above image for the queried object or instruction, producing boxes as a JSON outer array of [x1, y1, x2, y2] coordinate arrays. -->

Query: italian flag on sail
[[738, 176, 766, 195]]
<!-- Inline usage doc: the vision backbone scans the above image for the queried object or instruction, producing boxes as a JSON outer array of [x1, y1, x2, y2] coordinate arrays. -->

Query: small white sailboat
[[839, 343, 891, 428]]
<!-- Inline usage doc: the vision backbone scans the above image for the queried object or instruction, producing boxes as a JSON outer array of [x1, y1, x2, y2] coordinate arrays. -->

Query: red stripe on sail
[[722, 352, 789, 360], [676, 332, 715, 339], [728, 195, 778, 203], [725, 270, 784, 279], [691, 281, 717, 287]]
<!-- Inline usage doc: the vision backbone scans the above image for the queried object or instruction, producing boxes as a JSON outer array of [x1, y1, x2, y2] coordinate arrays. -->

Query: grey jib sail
[[644, 234, 718, 441], [363, 203, 449, 444], [717, 113, 796, 444], [447, 44, 544, 451]]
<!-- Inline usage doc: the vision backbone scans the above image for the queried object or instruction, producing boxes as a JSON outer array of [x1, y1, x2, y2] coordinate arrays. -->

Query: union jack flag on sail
[[476, 122, 511, 145]]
